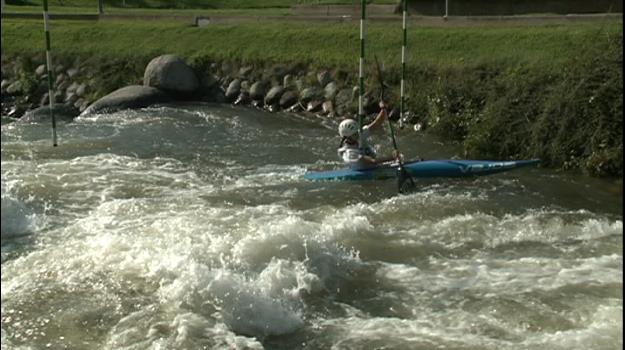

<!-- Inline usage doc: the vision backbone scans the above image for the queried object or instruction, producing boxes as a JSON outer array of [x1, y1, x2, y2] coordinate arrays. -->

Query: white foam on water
[[0, 196, 43, 239], [319, 314, 510, 350], [1, 195, 374, 347], [206, 269, 305, 337], [223, 164, 307, 190], [377, 252, 622, 296], [515, 302, 623, 350], [365, 205, 623, 250]]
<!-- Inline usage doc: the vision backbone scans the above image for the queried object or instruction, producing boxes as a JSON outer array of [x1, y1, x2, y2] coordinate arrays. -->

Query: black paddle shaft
[[373, 55, 416, 193]]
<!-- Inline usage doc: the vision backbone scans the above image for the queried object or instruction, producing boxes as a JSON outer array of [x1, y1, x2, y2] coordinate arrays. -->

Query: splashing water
[[1, 104, 622, 349]]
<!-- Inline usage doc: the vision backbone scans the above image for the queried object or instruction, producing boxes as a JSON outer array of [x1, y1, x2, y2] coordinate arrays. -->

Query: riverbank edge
[[1, 40, 622, 177]]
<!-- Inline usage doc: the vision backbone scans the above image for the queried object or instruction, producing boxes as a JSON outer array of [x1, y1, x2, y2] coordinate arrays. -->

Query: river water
[[1, 104, 622, 350]]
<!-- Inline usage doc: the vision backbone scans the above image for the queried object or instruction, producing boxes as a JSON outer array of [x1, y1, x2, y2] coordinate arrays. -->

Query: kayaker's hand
[[392, 150, 402, 161]]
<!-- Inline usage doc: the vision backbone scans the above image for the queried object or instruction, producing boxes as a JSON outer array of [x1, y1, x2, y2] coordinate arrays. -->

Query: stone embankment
[[1, 54, 392, 124]]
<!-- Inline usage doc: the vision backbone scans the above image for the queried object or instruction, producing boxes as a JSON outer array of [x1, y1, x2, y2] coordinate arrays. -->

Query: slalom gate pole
[[358, 0, 366, 145], [400, 0, 408, 129], [42, 0, 58, 147]]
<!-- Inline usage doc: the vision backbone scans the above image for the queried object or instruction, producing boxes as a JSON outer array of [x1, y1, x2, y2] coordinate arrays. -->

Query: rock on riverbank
[[1, 54, 370, 123]]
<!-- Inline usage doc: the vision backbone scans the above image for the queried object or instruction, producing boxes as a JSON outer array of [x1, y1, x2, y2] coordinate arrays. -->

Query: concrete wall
[[408, 0, 623, 16], [291, 4, 397, 17]]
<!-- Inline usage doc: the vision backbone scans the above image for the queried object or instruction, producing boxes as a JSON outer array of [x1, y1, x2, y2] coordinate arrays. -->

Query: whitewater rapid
[[1, 104, 622, 350]]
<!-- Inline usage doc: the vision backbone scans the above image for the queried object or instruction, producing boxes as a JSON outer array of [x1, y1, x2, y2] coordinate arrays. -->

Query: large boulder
[[143, 55, 199, 96], [19, 103, 79, 123], [81, 85, 172, 116]]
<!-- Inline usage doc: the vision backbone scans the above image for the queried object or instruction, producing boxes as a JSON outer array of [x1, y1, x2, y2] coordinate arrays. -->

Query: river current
[[1, 104, 622, 349]]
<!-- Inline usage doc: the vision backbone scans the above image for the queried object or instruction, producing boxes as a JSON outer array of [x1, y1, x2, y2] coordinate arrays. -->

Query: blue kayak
[[304, 159, 540, 181]]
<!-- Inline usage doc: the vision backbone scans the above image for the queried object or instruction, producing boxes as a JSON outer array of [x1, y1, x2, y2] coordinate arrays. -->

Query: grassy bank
[[2, 19, 618, 68], [1, 18, 622, 176]]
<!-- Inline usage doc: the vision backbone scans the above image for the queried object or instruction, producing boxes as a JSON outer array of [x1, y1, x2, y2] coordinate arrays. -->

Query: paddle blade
[[397, 166, 416, 194]]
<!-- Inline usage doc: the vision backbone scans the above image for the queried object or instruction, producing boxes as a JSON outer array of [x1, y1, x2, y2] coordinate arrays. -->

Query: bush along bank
[[415, 31, 623, 178], [0, 37, 622, 177]]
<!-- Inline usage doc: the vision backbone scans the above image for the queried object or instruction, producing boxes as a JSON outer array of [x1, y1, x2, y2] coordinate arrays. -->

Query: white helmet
[[338, 119, 359, 138]]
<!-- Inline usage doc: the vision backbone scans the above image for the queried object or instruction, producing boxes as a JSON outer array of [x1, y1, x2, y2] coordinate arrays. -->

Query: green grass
[[2, 18, 620, 70]]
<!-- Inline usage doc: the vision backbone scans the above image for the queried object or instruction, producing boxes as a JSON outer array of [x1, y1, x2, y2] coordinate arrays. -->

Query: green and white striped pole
[[43, 0, 58, 147], [358, 0, 366, 145], [399, 0, 408, 129]]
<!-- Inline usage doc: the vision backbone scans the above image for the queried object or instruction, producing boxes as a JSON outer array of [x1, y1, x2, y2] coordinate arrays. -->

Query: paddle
[[373, 55, 416, 194]]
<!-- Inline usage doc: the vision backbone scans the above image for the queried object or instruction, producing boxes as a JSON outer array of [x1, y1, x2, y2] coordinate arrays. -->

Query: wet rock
[[55, 73, 67, 86], [307, 100, 323, 112], [35, 65, 47, 77], [1, 79, 10, 92], [57, 80, 70, 93], [143, 54, 199, 95], [40, 91, 65, 106], [335, 88, 353, 106], [279, 91, 298, 108], [66, 82, 80, 94], [66, 68, 79, 79], [75, 83, 88, 98], [225, 79, 241, 101], [322, 100, 334, 114], [286, 102, 304, 113], [200, 73, 219, 89], [300, 87, 323, 105], [283, 74, 295, 89], [238, 66, 254, 79], [295, 79, 305, 92], [8, 105, 26, 118], [335, 88, 355, 116], [65, 92, 79, 105], [241, 80, 251, 92], [205, 85, 226, 103], [265, 85, 285, 106], [74, 98, 85, 109], [363, 94, 379, 114], [6, 81, 22, 95], [19, 103, 79, 123], [250, 81, 269, 101], [234, 91, 250, 106], [79, 101, 90, 113], [81, 85, 172, 116]]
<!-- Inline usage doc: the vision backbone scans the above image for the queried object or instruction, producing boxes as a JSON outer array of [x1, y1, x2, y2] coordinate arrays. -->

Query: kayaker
[[337, 100, 399, 169]]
